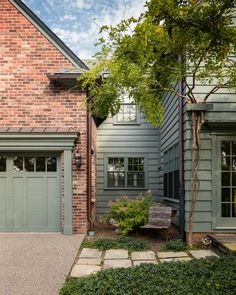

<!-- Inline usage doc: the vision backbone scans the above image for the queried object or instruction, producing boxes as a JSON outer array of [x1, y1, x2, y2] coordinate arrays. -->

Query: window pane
[[25, 157, 35, 172], [47, 157, 57, 172], [108, 158, 124, 172], [127, 172, 144, 187], [128, 158, 144, 172], [222, 203, 230, 217], [222, 172, 230, 186], [232, 203, 236, 217], [13, 157, 23, 172], [36, 157, 45, 172], [221, 156, 230, 171], [232, 172, 236, 186], [174, 170, 179, 199], [0, 156, 6, 172], [232, 157, 236, 171], [108, 172, 125, 187], [222, 188, 230, 202], [164, 174, 168, 198], [168, 172, 173, 197], [221, 141, 230, 156], [232, 141, 236, 156]]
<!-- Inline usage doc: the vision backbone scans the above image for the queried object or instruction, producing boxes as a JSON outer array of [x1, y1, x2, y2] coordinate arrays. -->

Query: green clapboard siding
[[96, 112, 160, 216]]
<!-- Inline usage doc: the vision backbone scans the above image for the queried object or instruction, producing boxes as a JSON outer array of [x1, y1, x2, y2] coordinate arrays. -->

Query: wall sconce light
[[74, 153, 82, 168]]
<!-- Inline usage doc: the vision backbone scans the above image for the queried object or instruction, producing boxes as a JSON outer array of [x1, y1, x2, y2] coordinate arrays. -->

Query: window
[[164, 144, 179, 199], [221, 141, 236, 217], [0, 156, 6, 172], [13, 156, 57, 172], [107, 156, 145, 188], [114, 94, 140, 124]]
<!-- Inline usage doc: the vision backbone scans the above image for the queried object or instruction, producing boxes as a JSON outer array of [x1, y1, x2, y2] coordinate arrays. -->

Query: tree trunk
[[187, 111, 204, 247]]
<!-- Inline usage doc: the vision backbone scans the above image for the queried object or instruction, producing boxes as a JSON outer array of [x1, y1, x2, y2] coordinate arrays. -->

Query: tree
[[81, 0, 236, 246]]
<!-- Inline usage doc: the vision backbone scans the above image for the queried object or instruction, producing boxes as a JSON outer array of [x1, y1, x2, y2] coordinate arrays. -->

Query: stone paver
[[157, 251, 189, 259], [131, 251, 156, 261], [224, 243, 236, 252], [103, 259, 132, 269], [104, 249, 128, 259], [76, 258, 101, 265], [173, 257, 192, 262], [133, 260, 158, 266], [79, 248, 102, 259], [71, 265, 101, 277], [189, 250, 219, 259], [71, 248, 221, 278]]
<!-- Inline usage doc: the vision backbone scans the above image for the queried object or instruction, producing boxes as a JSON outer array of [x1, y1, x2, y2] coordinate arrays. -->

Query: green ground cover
[[60, 256, 235, 295]]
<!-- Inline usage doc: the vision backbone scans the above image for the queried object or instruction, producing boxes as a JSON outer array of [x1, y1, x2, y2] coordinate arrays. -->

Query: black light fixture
[[74, 153, 82, 168]]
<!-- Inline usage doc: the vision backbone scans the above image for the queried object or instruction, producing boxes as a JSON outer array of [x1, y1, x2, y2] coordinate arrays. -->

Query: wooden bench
[[141, 206, 172, 238]]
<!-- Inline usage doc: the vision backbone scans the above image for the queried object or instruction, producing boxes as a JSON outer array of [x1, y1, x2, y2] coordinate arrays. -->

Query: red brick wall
[[0, 0, 89, 233]]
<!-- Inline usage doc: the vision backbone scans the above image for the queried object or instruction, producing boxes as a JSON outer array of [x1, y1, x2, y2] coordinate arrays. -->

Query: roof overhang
[[0, 127, 79, 151], [47, 72, 84, 87]]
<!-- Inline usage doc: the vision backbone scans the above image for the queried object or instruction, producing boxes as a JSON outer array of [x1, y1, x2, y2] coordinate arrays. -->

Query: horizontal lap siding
[[96, 114, 160, 216], [184, 75, 236, 232], [159, 84, 180, 225]]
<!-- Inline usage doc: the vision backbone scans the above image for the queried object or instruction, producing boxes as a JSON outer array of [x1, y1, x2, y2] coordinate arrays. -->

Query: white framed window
[[105, 156, 146, 189], [113, 95, 140, 125]]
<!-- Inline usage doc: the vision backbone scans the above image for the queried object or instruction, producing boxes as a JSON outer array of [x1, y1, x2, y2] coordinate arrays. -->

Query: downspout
[[87, 104, 94, 233], [179, 77, 185, 242]]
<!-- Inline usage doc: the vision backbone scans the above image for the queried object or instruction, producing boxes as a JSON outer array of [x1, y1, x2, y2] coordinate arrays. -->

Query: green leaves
[[60, 256, 236, 295], [103, 192, 155, 235], [81, 0, 236, 126]]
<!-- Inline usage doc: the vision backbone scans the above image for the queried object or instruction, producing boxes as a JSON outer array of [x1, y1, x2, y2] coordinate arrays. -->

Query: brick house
[[0, 0, 97, 234]]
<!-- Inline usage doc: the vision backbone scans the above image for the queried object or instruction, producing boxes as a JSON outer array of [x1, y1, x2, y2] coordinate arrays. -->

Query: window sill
[[104, 187, 148, 191], [163, 197, 180, 204], [113, 122, 141, 126]]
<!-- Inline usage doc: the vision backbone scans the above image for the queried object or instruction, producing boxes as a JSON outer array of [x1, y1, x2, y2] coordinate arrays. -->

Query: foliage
[[102, 191, 156, 235], [81, 0, 236, 126], [165, 239, 187, 251], [60, 256, 236, 295], [81, 236, 148, 251], [80, 0, 236, 247]]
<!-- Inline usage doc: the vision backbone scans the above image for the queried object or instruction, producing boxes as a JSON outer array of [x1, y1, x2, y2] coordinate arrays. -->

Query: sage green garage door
[[0, 154, 61, 232]]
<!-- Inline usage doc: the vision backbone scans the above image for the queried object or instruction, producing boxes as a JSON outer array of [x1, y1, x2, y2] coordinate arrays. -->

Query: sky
[[22, 0, 146, 59]]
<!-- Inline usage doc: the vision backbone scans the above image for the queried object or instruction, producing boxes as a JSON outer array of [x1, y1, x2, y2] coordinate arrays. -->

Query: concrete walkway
[[70, 248, 219, 278], [0, 233, 84, 295]]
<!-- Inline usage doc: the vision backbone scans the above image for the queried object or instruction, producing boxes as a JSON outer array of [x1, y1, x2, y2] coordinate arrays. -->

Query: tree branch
[[203, 81, 229, 102]]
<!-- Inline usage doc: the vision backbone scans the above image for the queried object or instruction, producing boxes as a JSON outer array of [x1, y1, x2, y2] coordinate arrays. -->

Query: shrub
[[81, 236, 147, 251], [165, 239, 187, 251], [102, 191, 157, 235], [60, 256, 236, 295]]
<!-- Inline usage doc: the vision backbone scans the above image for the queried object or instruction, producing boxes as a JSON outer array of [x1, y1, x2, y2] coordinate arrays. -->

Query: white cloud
[[59, 14, 77, 22], [24, 0, 147, 59], [75, 0, 92, 10]]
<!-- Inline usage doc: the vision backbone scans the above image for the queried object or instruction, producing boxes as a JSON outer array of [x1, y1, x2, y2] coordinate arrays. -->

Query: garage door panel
[[13, 213, 27, 228], [0, 155, 61, 232], [0, 177, 7, 197], [26, 177, 44, 198], [13, 178, 25, 218], [47, 214, 60, 228], [27, 214, 44, 227], [47, 177, 58, 198]]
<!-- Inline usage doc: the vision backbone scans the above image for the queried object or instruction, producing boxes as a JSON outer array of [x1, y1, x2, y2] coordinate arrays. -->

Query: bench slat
[[142, 206, 172, 229]]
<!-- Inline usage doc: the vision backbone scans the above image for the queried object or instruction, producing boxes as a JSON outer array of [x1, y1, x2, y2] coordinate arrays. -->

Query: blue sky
[[22, 0, 146, 59]]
